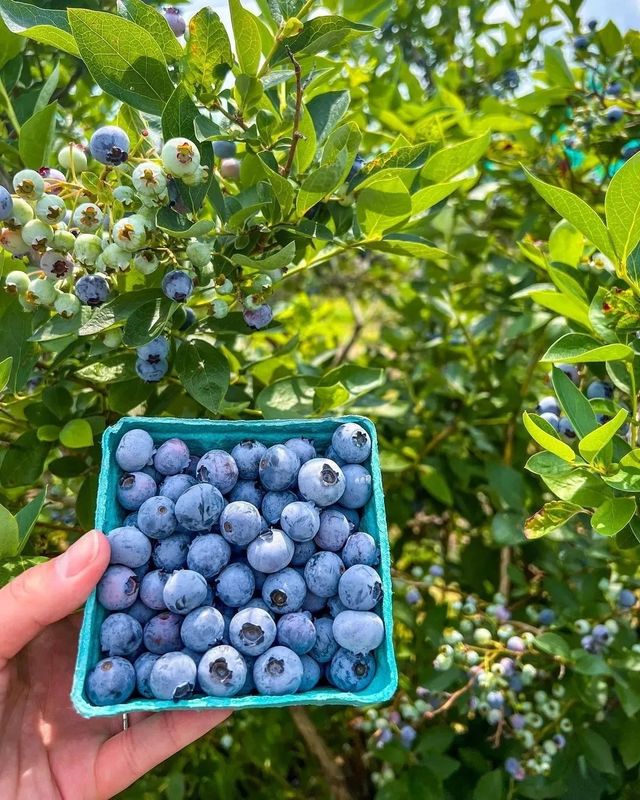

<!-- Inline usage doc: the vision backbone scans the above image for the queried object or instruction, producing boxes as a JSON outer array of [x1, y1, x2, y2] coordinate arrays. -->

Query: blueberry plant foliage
[[2, 0, 640, 798]]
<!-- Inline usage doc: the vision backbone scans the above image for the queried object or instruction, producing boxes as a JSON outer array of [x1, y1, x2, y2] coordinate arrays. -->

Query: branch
[[212, 101, 248, 131], [422, 677, 475, 720], [281, 48, 303, 178], [332, 301, 364, 366]]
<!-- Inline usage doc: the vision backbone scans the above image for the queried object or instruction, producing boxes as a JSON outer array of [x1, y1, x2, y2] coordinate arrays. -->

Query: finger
[[0, 530, 110, 664], [95, 709, 231, 799]]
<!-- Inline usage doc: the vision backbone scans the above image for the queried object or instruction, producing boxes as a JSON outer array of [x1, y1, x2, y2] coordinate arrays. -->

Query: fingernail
[[57, 530, 101, 578]]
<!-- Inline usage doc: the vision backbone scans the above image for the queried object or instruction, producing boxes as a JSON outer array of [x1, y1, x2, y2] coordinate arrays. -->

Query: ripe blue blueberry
[[324, 445, 346, 467], [574, 35, 589, 50], [347, 155, 365, 182], [586, 380, 614, 400], [591, 623, 610, 643], [181, 606, 225, 652], [331, 423, 371, 464], [213, 140, 237, 159], [406, 587, 421, 605], [299, 654, 321, 692], [298, 458, 346, 507], [229, 479, 265, 506], [231, 440, 267, 479], [504, 757, 525, 781], [291, 539, 317, 567], [90, 125, 130, 166], [280, 501, 320, 542], [327, 648, 375, 692], [138, 335, 170, 364], [163, 569, 209, 614], [259, 444, 301, 491], [262, 490, 297, 524], [229, 607, 277, 656], [220, 500, 262, 546], [539, 411, 560, 431], [284, 437, 316, 464], [277, 611, 317, 655], [134, 652, 160, 698], [97, 565, 139, 610], [0, 186, 13, 220], [163, 6, 186, 35], [128, 598, 156, 626], [341, 532, 379, 568], [86, 657, 135, 705], [558, 363, 579, 384], [198, 645, 247, 697], [247, 529, 294, 574], [100, 613, 143, 657], [558, 417, 576, 441], [197, 449, 239, 494], [315, 509, 350, 551], [149, 652, 197, 701], [159, 473, 197, 502], [152, 533, 191, 571], [618, 588, 635, 609], [116, 428, 155, 472], [187, 533, 231, 579], [304, 551, 345, 598], [302, 590, 326, 614], [162, 269, 193, 302], [262, 567, 307, 614], [175, 483, 225, 531], [606, 105, 624, 123], [537, 396, 560, 415], [107, 525, 152, 568], [309, 617, 339, 663], [139, 569, 170, 610], [327, 595, 347, 617], [243, 304, 273, 329], [143, 611, 183, 654], [338, 564, 382, 610], [537, 608, 556, 625], [340, 464, 372, 509], [75, 274, 110, 306], [253, 646, 303, 695], [154, 437, 190, 476], [216, 562, 255, 607], [137, 495, 177, 539], [332, 610, 383, 653], [136, 358, 168, 383]]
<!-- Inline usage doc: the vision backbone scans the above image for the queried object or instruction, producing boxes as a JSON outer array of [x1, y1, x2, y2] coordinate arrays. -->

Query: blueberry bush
[[2, 0, 640, 797]]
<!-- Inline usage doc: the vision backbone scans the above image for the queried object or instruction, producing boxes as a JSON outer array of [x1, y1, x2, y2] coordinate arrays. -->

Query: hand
[[0, 530, 231, 800]]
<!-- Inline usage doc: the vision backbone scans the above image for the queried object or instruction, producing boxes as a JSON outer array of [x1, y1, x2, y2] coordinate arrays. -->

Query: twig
[[52, 63, 83, 104], [212, 101, 248, 131], [0, 76, 21, 136], [499, 546, 511, 600], [423, 677, 475, 720], [281, 48, 303, 178], [289, 707, 354, 800], [332, 301, 364, 366]]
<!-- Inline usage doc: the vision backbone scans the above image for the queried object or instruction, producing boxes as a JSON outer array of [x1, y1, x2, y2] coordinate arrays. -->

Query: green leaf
[[0, 431, 49, 488], [121, 297, 175, 347], [233, 241, 296, 272], [34, 63, 60, 115], [175, 339, 230, 413], [0, 503, 19, 558], [229, 0, 261, 76], [183, 7, 232, 101], [591, 497, 636, 536], [156, 207, 214, 239], [525, 500, 584, 539], [294, 103, 317, 173], [472, 770, 504, 800], [296, 150, 348, 215], [528, 289, 590, 328], [79, 289, 163, 336], [19, 102, 56, 169], [116, 0, 183, 62], [15, 488, 45, 555], [577, 730, 616, 774], [317, 364, 384, 398], [534, 632, 572, 659], [578, 408, 628, 462], [0, 556, 47, 587], [421, 131, 490, 182], [59, 419, 94, 449], [543, 45, 574, 88], [523, 411, 576, 462], [619, 719, 640, 767], [605, 151, 640, 265], [551, 366, 598, 438], [256, 375, 317, 419], [322, 122, 360, 173], [540, 333, 633, 364], [161, 84, 199, 142], [273, 16, 373, 62], [366, 235, 448, 261], [598, 20, 623, 57], [549, 219, 584, 267], [411, 181, 463, 217], [356, 172, 412, 236], [68, 9, 174, 116], [76, 473, 98, 531], [0, 356, 12, 391], [0, 294, 37, 393], [0, 17, 23, 68], [307, 91, 350, 143], [0, 0, 79, 55]]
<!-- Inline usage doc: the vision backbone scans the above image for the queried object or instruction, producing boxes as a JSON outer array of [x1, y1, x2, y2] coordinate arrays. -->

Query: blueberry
[[0, 186, 13, 220], [100, 613, 143, 657], [253, 646, 303, 695], [175, 483, 225, 532], [143, 611, 183, 653], [231, 439, 267, 480], [163, 6, 186, 36], [106, 526, 152, 569], [183, 454, 201, 478], [238, 656, 256, 695], [298, 459, 346, 507], [284, 437, 316, 464], [299, 654, 322, 692], [90, 125, 130, 166], [304, 551, 345, 598], [198, 645, 247, 697], [247, 529, 294, 574], [539, 411, 560, 431], [340, 464, 372, 509], [406, 587, 421, 605], [197, 449, 239, 494], [277, 611, 317, 655], [149, 652, 197, 701], [280, 501, 320, 543], [134, 652, 160, 698], [162, 269, 193, 302], [40, 250, 74, 279], [137, 496, 177, 539], [97, 565, 139, 611], [116, 428, 155, 472], [86, 657, 135, 705], [558, 364, 579, 384], [219, 158, 240, 180], [341, 532, 379, 568], [128, 599, 156, 626], [327, 595, 347, 617], [187, 533, 231, 578], [338, 564, 382, 610], [606, 105, 624, 123], [154, 437, 190, 476], [618, 588, 636, 609], [327, 648, 375, 692], [75, 274, 110, 306], [291, 539, 317, 567], [537, 608, 556, 625], [592, 623, 610, 643], [229, 479, 265, 506], [181, 606, 225, 652], [332, 610, 384, 653], [136, 358, 168, 383], [324, 445, 347, 467], [262, 490, 297, 524], [262, 567, 307, 615], [139, 569, 170, 610], [330, 505, 359, 531], [558, 417, 576, 441], [159, 473, 197, 502], [162, 137, 201, 178], [220, 501, 262, 546], [574, 35, 589, 50], [315, 509, 350, 551], [331, 423, 371, 464], [347, 154, 365, 182], [309, 617, 339, 663], [116, 471, 157, 511], [229, 607, 277, 656], [213, 140, 237, 159], [586, 380, 614, 400], [536, 396, 560, 415], [302, 590, 327, 614], [216, 562, 255, 607], [163, 569, 209, 615], [259, 445, 301, 491], [137, 335, 170, 364], [243, 304, 273, 330], [152, 533, 191, 571]]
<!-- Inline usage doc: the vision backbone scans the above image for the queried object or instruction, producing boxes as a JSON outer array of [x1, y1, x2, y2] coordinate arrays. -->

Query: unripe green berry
[[52, 229, 76, 253], [132, 161, 167, 196], [103, 329, 122, 348], [473, 628, 492, 645], [102, 243, 131, 272], [161, 137, 200, 177], [186, 240, 211, 268], [21, 219, 54, 251], [4, 270, 29, 294], [0, 227, 30, 255], [6, 197, 34, 228], [35, 194, 66, 224], [54, 291, 81, 318], [111, 215, 147, 252], [113, 186, 135, 208], [13, 169, 45, 199], [26, 276, 57, 306], [74, 234, 103, 266], [133, 250, 159, 275], [211, 299, 229, 318], [58, 143, 88, 173], [72, 202, 102, 233]]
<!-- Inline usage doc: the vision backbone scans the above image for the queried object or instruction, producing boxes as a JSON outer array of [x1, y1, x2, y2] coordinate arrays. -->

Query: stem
[[281, 48, 303, 178], [212, 101, 248, 131], [0, 77, 21, 136], [258, 34, 283, 79], [629, 360, 638, 448]]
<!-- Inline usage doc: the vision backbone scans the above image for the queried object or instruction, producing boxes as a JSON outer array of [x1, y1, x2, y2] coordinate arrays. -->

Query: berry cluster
[[86, 422, 386, 705]]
